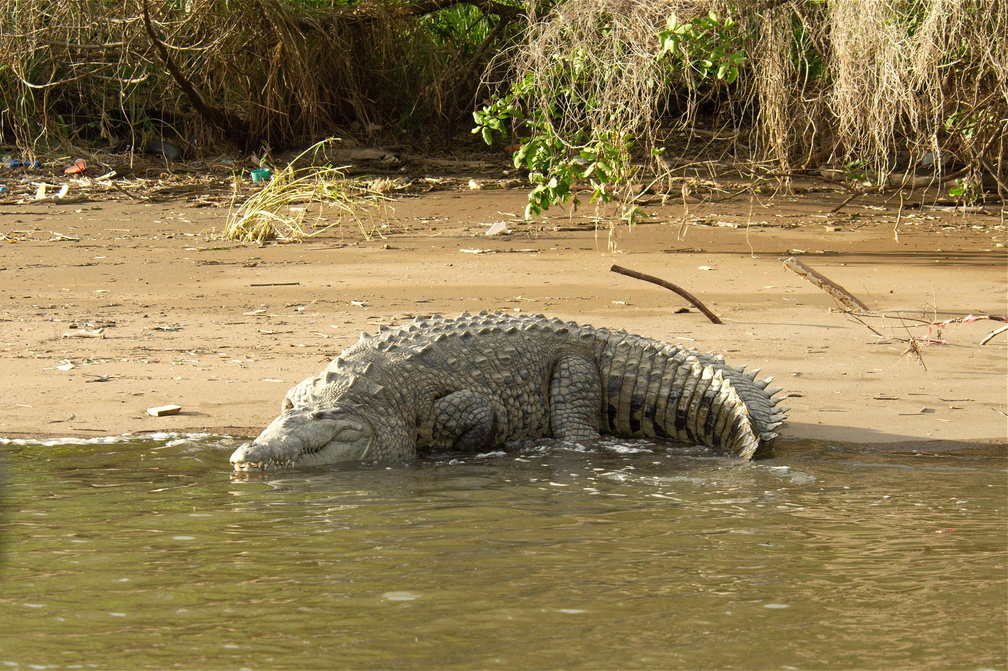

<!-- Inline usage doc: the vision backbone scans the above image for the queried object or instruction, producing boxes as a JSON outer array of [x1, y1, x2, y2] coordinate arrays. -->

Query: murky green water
[[0, 434, 1004, 669]]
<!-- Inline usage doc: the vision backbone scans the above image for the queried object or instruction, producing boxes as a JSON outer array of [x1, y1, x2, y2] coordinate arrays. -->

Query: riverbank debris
[[147, 404, 182, 417]]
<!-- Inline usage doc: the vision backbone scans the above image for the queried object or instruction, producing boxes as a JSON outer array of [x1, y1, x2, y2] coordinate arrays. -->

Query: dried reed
[[223, 139, 383, 243], [0, 0, 509, 151], [489, 0, 1005, 191]]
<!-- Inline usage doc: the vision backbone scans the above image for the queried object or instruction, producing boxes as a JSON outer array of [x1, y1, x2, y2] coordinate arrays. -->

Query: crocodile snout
[[230, 443, 267, 471]]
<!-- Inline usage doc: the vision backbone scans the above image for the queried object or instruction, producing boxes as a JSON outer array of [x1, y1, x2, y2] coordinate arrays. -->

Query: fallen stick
[[781, 256, 869, 312], [610, 264, 723, 324], [980, 323, 1008, 346], [829, 191, 862, 214], [109, 180, 150, 201], [925, 313, 1008, 342]]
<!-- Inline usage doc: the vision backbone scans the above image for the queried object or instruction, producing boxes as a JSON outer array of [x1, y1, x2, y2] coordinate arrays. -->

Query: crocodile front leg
[[431, 389, 498, 452], [549, 355, 603, 442]]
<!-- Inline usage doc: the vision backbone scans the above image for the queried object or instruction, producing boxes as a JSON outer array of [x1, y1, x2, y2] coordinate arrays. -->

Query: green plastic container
[[250, 168, 271, 183]]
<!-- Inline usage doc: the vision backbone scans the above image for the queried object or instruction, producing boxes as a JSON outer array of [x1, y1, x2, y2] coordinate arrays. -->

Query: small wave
[[0, 432, 231, 448]]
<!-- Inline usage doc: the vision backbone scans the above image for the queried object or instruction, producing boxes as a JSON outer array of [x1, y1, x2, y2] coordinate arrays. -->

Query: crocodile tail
[[598, 336, 787, 459], [718, 362, 790, 456]]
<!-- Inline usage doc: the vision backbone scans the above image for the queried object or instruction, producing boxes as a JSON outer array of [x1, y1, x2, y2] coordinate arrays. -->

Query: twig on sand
[[829, 191, 862, 214], [845, 312, 929, 369], [845, 312, 1007, 371], [109, 181, 150, 201], [900, 338, 927, 370], [610, 264, 723, 324], [921, 314, 1008, 344], [979, 324, 1008, 344], [781, 256, 869, 312]]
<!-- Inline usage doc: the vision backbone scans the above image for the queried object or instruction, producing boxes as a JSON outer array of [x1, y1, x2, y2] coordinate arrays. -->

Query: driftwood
[[610, 265, 723, 324], [781, 256, 869, 312]]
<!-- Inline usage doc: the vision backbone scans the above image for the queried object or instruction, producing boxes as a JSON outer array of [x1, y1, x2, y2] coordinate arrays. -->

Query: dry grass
[[751, 3, 795, 172], [514, 0, 682, 151], [823, 0, 1006, 184], [223, 139, 385, 243], [491, 0, 1006, 195], [1, 0, 1002, 199], [483, 0, 707, 225], [0, 0, 506, 152]]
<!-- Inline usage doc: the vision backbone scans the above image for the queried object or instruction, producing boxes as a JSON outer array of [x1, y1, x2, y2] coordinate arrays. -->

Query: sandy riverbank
[[1, 182, 1005, 452]]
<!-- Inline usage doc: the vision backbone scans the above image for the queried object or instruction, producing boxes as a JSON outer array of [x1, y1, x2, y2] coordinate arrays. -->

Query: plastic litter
[[64, 159, 87, 175]]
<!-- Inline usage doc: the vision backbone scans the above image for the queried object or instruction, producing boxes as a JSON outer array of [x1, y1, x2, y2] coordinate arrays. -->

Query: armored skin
[[230, 312, 787, 470]]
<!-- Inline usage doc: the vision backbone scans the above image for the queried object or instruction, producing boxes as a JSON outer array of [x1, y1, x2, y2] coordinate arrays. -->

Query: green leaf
[[513, 143, 529, 168]]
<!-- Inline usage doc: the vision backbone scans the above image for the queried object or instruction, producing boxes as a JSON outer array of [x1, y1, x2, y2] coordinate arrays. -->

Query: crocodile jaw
[[230, 409, 373, 471]]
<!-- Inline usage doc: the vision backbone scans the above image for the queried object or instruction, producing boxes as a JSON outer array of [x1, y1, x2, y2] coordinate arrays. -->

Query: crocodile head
[[230, 405, 375, 471]]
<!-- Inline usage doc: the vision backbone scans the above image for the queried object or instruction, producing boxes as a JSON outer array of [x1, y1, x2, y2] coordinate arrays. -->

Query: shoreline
[[1, 187, 1005, 448]]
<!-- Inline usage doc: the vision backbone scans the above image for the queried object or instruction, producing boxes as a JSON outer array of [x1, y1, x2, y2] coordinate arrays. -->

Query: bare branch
[[781, 256, 869, 312], [980, 324, 1008, 346], [610, 265, 723, 325], [141, 0, 251, 149]]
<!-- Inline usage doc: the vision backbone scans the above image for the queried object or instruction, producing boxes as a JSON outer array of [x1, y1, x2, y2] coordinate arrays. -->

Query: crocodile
[[229, 312, 787, 470]]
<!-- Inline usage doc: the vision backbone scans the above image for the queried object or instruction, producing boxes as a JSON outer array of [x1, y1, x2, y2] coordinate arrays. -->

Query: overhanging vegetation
[[0, 0, 1004, 208]]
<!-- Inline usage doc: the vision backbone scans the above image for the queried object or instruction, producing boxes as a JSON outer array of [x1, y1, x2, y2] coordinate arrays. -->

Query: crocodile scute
[[230, 312, 788, 470]]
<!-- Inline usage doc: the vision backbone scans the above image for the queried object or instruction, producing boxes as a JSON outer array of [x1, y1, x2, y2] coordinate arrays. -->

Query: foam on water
[[0, 432, 227, 448]]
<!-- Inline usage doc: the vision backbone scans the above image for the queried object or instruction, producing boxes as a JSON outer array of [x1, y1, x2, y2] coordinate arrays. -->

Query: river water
[[0, 434, 1004, 669]]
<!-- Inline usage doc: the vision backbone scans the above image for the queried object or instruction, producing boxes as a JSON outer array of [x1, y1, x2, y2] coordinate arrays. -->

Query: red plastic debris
[[64, 158, 86, 175]]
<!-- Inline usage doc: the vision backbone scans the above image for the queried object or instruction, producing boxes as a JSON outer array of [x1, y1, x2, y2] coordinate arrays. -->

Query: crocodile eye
[[310, 409, 339, 421]]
